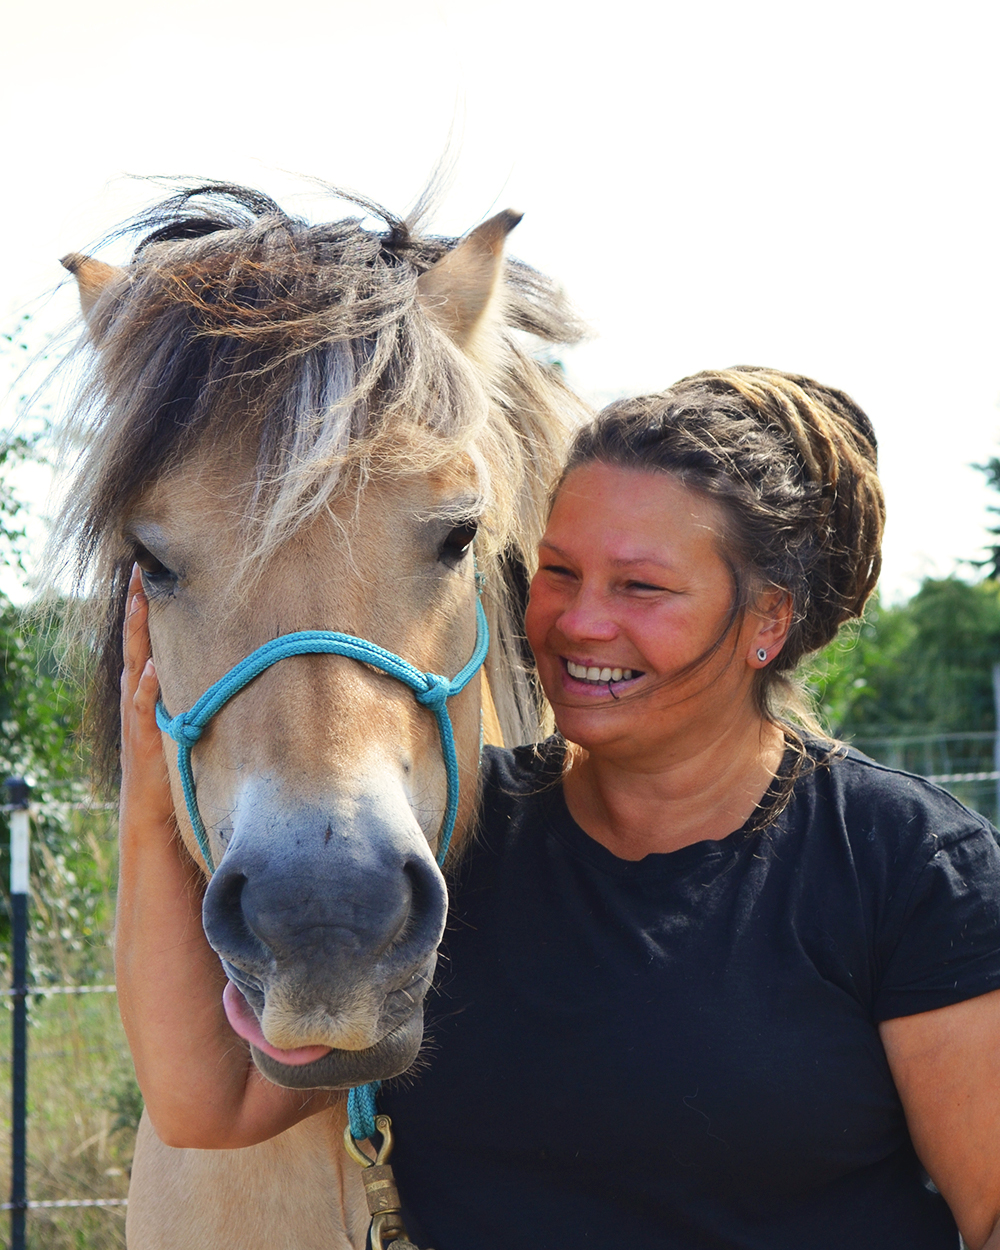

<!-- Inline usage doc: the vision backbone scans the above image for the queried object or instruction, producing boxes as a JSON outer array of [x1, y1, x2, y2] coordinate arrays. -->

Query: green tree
[[0, 441, 104, 976], [972, 456, 1000, 581], [810, 578, 1000, 739]]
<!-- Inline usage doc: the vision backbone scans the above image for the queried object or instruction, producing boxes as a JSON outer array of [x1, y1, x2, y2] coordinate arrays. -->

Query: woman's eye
[[626, 581, 669, 594], [440, 522, 479, 563]]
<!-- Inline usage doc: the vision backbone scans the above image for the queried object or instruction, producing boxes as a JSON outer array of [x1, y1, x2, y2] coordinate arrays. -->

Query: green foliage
[[808, 578, 1000, 738], [0, 588, 101, 976], [805, 597, 911, 736], [809, 452, 1000, 744], [0, 316, 111, 974], [0, 600, 83, 791]]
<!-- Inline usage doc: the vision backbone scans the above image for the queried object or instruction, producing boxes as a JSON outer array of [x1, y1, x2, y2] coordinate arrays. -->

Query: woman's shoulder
[[775, 740, 1000, 1021], [785, 738, 1000, 913], [794, 738, 996, 841], [818, 744, 1000, 1019]]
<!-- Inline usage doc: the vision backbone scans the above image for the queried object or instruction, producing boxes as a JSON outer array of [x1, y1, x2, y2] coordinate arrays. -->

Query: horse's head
[[55, 184, 588, 1090]]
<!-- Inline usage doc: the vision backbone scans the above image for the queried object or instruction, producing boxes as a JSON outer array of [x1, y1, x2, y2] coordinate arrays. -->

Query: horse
[[51, 181, 590, 1249]]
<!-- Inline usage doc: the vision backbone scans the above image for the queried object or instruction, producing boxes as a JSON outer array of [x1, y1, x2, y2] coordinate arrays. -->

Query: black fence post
[[7, 776, 31, 1250]]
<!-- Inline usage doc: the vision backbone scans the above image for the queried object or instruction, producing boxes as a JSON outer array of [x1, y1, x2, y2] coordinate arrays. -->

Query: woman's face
[[525, 461, 779, 760]]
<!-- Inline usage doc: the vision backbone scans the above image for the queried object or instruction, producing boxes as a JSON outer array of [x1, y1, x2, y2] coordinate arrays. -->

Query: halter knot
[[170, 716, 203, 747], [416, 674, 452, 714]]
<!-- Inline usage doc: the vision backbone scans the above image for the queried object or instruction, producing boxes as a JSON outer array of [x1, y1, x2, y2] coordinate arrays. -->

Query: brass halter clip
[[344, 1115, 428, 1250]]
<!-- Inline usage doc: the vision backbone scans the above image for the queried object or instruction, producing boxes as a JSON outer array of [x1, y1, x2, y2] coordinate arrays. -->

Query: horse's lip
[[251, 1012, 425, 1091], [224, 964, 265, 1011], [223, 981, 332, 1066], [379, 967, 434, 1030]]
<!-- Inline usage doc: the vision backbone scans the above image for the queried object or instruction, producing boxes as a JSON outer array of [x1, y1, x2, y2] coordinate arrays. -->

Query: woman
[[119, 367, 1000, 1248]]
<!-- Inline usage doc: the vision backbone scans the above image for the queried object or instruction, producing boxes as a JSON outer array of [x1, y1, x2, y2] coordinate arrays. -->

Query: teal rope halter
[[155, 595, 490, 1142]]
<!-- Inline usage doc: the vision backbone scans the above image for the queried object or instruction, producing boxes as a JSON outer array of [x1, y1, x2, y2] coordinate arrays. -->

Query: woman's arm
[[880, 988, 1000, 1250], [116, 566, 336, 1148]]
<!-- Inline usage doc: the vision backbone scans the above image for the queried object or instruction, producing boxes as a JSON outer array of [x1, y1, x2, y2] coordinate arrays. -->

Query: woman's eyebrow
[[608, 555, 678, 572], [539, 539, 679, 573]]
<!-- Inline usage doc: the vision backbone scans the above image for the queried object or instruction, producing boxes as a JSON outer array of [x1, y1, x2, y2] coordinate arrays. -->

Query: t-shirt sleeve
[[874, 817, 1000, 1021]]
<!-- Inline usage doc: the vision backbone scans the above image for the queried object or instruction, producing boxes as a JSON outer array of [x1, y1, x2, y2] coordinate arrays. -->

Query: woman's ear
[[747, 588, 793, 668]]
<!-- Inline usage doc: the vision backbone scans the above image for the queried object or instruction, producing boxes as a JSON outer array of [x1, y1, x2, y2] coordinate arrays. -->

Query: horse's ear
[[416, 209, 523, 350], [60, 252, 125, 322]]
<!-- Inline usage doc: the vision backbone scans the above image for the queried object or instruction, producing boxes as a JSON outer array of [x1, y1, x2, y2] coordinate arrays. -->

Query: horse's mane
[[47, 182, 591, 783]]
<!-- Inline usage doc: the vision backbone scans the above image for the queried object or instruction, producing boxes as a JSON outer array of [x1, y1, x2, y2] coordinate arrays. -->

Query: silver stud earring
[[757, 648, 768, 663]]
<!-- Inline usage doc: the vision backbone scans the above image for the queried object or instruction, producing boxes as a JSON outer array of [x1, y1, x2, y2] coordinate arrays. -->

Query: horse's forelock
[[50, 182, 590, 786]]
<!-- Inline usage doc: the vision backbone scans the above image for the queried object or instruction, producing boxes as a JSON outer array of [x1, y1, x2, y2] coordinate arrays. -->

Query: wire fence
[[0, 985, 117, 998], [1, 977, 134, 1243], [2, 796, 133, 1249], [4, 1199, 127, 1210]]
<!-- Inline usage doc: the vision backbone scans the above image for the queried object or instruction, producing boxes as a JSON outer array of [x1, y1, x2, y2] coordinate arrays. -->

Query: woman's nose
[[556, 589, 618, 641]]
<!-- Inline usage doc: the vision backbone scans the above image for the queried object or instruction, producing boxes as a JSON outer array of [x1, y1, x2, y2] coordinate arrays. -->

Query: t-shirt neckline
[[534, 738, 797, 878]]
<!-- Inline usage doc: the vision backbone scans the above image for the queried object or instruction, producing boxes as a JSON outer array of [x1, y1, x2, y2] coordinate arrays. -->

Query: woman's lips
[[565, 661, 636, 682], [223, 980, 333, 1067], [559, 657, 645, 696]]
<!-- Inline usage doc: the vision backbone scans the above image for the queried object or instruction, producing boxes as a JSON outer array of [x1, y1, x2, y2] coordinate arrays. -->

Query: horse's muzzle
[[200, 783, 448, 1077]]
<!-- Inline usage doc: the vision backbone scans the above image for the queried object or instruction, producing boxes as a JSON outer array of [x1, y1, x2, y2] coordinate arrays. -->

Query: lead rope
[[156, 591, 488, 1250]]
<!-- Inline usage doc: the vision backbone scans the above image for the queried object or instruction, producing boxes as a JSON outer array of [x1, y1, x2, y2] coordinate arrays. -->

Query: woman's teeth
[[566, 661, 635, 683]]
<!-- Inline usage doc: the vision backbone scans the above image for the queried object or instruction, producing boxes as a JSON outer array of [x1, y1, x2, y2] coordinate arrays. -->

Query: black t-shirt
[[378, 740, 1000, 1249]]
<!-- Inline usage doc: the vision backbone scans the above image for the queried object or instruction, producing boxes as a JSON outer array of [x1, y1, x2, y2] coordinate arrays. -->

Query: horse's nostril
[[358, 858, 441, 963], [203, 868, 271, 969], [200, 806, 449, 993], [395, 855, 446, 949], [404, 858, 432, 920]]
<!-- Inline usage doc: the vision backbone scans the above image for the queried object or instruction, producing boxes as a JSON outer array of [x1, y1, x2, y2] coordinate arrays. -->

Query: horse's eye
[[440, 522, 478, 563], [134, 544, 176, 586]]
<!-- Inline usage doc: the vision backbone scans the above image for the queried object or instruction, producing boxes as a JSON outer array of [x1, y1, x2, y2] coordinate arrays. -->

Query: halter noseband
[[155, 596, 490, 875]]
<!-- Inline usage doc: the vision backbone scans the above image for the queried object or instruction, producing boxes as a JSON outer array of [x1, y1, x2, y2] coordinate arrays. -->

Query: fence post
[[7, 776, 30, 1250]]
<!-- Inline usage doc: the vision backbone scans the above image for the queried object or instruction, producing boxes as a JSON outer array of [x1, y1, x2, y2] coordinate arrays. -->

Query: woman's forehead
[[551, 462, 728, 535], [544, 462, 733, 578]]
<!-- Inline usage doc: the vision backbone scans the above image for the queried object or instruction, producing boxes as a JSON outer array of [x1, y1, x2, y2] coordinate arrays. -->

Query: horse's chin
[[250, 1011, 424, 1090]]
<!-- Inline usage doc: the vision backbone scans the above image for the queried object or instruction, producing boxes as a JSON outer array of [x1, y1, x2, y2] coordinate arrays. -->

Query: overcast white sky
[[3, 0, 999, 602]]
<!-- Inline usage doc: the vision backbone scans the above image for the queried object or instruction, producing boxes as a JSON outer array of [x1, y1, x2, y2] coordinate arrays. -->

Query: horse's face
[[132, 439, 484, 1089], [61, 202, 578, 1093]]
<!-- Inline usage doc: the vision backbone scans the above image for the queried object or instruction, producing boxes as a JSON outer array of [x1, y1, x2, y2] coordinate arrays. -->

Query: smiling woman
[[371, 368, 1000, 1250], [114, 360, 1000, 1250]]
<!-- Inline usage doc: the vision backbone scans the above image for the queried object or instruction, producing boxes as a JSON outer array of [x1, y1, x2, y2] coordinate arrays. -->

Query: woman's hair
[[558, 366, 885, 737]]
